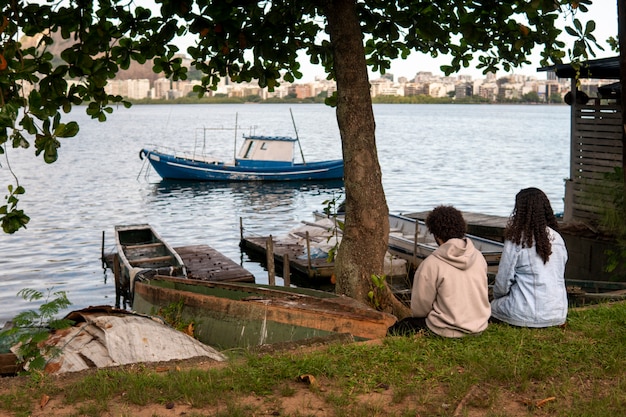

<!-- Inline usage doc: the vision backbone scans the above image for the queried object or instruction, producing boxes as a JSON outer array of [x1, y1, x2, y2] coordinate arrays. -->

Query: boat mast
[[290, 108, 306, 164], [234, 113, 238, 162]]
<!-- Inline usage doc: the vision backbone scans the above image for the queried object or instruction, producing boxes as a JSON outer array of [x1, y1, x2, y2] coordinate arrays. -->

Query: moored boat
[[313, 211, 504, 274], [140, 134, 344, 182], [387, 213, 504, 273], [140, 111, 343, 182], [114, 224, 187, 306], [132, 275, 397, 349]]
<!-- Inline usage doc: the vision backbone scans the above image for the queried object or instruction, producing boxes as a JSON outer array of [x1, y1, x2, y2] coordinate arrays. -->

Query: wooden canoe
[[114, 224, 187, 305], [132, 276, 397, 349]]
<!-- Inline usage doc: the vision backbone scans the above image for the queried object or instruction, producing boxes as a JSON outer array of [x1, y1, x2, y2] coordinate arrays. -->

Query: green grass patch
[[2, 301, 626, 416]]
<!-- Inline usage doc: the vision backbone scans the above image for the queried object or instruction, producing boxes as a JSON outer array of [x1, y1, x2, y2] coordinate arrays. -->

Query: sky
[[296, 1, 618, 82]]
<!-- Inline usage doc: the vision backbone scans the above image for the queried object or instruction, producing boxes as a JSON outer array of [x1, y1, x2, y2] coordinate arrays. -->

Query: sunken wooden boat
[[114, 224, 187, 305], [132, 275, 397, 349]]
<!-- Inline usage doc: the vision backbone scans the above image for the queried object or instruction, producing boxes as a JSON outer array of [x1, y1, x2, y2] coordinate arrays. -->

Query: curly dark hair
[[425, 205, 467, 242], [504, 187, 560, 264]]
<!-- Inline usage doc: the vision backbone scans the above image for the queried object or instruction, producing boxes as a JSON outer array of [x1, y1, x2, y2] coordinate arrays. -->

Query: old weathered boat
[[132, 276, 397, 349], [387, 213, 504, 273], [312, 211, 504, 274], [114, 224, 187, 305]]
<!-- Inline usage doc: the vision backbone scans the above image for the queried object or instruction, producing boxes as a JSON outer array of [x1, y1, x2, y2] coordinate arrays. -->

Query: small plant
[[2, 288, 73, 374], [367, 274, 387, 310], [599, 167, 626, 276], [155, 299, 195, 336], [321, 193, 345, 263]]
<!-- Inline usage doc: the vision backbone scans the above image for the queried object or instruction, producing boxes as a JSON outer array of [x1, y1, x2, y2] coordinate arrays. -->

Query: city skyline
[[295, 2, 617, 82]]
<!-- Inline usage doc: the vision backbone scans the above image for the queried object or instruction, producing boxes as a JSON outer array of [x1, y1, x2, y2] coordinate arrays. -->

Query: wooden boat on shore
[[132, 276, 397, 349], [114, 224, 187, 305]]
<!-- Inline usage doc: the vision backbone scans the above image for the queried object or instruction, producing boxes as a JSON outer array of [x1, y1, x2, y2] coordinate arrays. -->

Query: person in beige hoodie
[[389, 205, 491, 337]]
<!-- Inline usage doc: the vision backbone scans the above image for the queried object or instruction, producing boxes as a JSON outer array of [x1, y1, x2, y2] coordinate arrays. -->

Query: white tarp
[[13, 307, 226, 374]]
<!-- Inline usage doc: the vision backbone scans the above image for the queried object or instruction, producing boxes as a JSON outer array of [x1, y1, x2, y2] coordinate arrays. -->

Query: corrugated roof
[[537, 56, 620, 79]]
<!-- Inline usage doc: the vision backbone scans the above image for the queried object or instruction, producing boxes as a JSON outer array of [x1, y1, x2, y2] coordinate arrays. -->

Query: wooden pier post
[[283, 254, 291, 287], [239, 217, 244, 241], [413, 225, 419, 268], [113, 253, 121, 309], [266, 235, 275, 286], [101, 231, 105, 268], [305, 231, 312, 278]]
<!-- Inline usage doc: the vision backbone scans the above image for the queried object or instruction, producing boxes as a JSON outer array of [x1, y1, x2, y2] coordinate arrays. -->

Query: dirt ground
[[0, 339, 557, 417]]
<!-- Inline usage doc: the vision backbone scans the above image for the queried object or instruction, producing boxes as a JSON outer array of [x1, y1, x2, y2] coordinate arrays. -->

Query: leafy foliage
[[600, 167, 626, 275], [2, 288, 73, 375], [0, 0, 603, 234]]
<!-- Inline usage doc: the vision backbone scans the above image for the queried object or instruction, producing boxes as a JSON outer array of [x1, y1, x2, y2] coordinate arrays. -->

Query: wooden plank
[[124, 242, 164, 250], [578, 143, 624, 154], [577, 155, 622, 165], [575, 134, 622, 142], [175, 245, 255, 283], [574, 123, 620, 132], [0, 353, 20, 376], [129, 255, 173, 266]]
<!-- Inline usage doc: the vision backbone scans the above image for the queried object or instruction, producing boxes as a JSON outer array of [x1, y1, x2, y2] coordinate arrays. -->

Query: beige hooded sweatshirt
[[410, 238, 491, 337]]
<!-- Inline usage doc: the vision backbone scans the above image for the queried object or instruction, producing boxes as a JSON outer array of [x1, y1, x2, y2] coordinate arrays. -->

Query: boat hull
[[132, 276, 396, 349], [114, 224, 187, 306], [141, 149, 344, 181], [312, 211, 504, 274], [387, 213, 504, 273]]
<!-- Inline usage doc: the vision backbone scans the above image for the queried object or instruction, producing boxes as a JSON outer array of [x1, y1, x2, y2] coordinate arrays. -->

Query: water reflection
[[150, 179, 345, 210]]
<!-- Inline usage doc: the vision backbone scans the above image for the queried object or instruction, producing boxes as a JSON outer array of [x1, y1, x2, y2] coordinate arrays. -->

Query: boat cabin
[[236, 135, 297, 167]]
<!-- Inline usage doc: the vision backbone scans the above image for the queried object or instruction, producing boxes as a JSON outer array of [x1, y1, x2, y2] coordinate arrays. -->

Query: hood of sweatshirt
[[432, 238, 479, 271]]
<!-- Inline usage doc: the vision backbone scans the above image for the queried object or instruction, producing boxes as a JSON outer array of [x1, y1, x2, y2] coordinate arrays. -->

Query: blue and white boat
[[140, 133, 344, 182]]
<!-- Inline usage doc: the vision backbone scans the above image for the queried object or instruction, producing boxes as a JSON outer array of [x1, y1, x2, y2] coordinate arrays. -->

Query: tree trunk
[[322, 0, 409, 318], [322, 0, 387, 299]]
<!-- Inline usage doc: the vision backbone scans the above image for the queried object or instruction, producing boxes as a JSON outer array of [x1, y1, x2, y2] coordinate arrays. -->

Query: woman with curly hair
[[389, 205, 491, 337], [490, 188, 568, 327]]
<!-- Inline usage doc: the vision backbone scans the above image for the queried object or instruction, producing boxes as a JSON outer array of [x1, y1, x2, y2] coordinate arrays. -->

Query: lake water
[[0, 103, 569, 326]]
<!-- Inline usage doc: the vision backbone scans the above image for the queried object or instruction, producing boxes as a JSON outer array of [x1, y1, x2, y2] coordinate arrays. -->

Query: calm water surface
[[0, 103, 569, 326]]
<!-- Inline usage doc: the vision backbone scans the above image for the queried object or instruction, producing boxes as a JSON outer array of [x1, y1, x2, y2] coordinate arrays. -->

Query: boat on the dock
[[139, 111, 343, 182], [386, 213, 504, 273], [132, 275, 397, 349], [312, 211, 504, 274], [114, 224, 187, 304]]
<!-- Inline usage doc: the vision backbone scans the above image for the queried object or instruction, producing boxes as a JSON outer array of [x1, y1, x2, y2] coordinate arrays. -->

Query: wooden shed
[[539, 57, 625, 283], [540, 56, 623, 226]]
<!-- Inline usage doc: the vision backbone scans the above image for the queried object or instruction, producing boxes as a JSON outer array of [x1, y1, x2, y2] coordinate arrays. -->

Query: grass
[[2, 301, 626, 416]]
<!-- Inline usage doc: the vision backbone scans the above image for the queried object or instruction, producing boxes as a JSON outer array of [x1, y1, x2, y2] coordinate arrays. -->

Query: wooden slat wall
[[570, 99, 623, 224]]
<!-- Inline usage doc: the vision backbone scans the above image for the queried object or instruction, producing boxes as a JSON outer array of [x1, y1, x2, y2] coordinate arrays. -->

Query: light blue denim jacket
[[490, 227, 568, 327]]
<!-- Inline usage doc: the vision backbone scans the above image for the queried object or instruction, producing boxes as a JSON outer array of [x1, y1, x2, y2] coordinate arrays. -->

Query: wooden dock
[[240, 236, 335, 282], [104, 244, 255, 283], [402, 210, 508, 242]]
